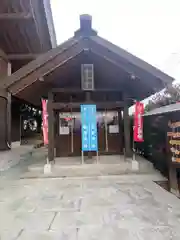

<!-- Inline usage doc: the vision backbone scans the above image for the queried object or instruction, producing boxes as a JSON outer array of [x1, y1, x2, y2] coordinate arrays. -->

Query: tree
[[145, 83, 180, 112]]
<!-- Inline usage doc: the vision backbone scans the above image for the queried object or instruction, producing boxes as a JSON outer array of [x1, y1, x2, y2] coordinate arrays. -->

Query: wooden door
[[55, 110, 122, 157], [106, 111, 121, 154], [97, 112, 106, 153], [72, 112, 81, 156], [55, 113, 71, 157]]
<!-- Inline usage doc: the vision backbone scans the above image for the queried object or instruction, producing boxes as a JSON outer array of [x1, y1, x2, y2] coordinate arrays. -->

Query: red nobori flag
[[42, 99, 48, 145], [133, 102, 144, 142]]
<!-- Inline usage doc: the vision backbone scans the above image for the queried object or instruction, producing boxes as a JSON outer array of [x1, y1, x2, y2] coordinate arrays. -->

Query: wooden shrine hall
[[0, 14, 173, 162]]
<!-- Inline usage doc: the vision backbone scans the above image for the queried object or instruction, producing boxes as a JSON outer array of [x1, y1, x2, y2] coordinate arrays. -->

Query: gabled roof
[[92, 36, 171, 83], [144, 102, 180, 116], [0, 37, 79, 90], [1, 14, 173, 97]]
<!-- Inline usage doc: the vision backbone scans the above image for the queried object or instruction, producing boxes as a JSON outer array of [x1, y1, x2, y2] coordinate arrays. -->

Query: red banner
[[133, 102, 144, 142], [42, 99, 48, 145]]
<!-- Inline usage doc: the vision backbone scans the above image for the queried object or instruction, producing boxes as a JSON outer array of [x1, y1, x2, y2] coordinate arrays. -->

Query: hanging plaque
[[109, 125, 119, 133], [59, 126, 69, 135]]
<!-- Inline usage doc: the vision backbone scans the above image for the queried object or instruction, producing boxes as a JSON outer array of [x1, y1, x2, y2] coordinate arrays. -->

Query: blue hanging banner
[[81, 104, 98, 152]]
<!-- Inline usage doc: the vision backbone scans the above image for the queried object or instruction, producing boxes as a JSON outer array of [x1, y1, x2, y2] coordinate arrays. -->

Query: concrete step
[[25, 157, 155, 178]]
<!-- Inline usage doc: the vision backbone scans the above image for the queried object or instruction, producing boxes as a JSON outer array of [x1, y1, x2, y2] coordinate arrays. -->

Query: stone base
[[170, 188, 180, 197], [131, 160, 139, 171], [11, 141, 20, 148]]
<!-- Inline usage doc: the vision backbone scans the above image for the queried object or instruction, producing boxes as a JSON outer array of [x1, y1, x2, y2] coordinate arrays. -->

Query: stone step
[[25, 158, 155, 178]]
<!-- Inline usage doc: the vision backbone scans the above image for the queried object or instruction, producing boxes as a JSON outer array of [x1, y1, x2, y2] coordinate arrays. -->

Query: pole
[[133, 126, 135, 161], [70, 96, 74, 154], [96, 150, 99, 164], [20, 114, 22, 145], [105, 109, 108, 152], [133, 140, 136, 161], [81, 150, 84, 164]]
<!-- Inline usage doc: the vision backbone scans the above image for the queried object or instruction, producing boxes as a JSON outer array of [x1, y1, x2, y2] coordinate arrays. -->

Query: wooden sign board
[[167, 120, 180, 197], [167, 121, 180, 164]]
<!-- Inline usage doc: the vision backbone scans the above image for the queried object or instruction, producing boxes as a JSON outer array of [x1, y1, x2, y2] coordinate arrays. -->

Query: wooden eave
[[0, 37, 80, 90], [0, 0, 56, 57], [43, 0, 57, 49], [0, 32, 174, 102]]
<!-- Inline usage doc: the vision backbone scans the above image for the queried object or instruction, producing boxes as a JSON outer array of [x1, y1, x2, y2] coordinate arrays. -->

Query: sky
[[50, 0, 180, 81]]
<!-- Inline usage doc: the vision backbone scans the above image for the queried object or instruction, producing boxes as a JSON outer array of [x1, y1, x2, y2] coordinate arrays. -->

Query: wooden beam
[[29, 0, 45, 51], [9, 41, 85, 94], [0, 12, 32, 20], [43, 0, 57, 48], [7, 54, 40, 61], [52, 101, 124, 110], [0, 37, 79, 89], [51, 88, 123, 93]]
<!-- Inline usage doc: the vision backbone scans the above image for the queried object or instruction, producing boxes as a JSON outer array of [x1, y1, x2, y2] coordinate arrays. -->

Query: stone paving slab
[[0, 212, 54, 232], [1, 176, 180, 239], [51, 210, 105, 230], [0, 229, 23, 240], [17, 229, 77, 240], [78, 226, 180, 240], [78, 226, 140, 240], [0, 145, 34, 171], [137, 226, 180, 240]]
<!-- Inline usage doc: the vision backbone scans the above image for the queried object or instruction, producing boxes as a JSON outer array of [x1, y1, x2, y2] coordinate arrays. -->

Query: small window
[[81, 64, 94, 90]]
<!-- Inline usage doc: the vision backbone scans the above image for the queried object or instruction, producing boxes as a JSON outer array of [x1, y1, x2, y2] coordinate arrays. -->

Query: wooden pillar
[[118, 109, 123, 154], [0, 90, 11, 150], [0, 49, 11, 78], [169, 165, 179, 196], [54, 110, 59, 157], [85, 91, 91, 101], [0, 49, 11, 150], [48, 91, 54, 162], [123, 102, 132, 158], [7, 92, 11, 148]]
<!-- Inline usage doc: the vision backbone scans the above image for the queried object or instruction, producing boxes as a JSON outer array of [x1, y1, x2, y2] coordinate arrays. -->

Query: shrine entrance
[[56, 109, 123, 157]]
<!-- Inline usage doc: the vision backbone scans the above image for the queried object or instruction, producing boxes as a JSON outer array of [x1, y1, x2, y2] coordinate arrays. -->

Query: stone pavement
[[1, 175, 180, 239], [0, 145, 35, 172]]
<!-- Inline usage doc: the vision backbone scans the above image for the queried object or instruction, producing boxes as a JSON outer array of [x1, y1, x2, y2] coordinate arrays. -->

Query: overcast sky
[[50, 0, 180, 80]]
